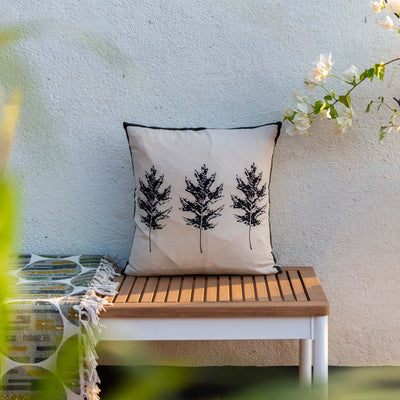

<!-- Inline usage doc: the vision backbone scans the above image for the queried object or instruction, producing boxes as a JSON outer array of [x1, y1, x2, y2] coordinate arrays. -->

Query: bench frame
[[100, 267, 329, 397], [100, 316, 328, 388]]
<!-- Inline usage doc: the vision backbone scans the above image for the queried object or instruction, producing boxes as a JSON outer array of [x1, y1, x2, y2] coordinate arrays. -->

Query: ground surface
[[98, 366, 298, 399]]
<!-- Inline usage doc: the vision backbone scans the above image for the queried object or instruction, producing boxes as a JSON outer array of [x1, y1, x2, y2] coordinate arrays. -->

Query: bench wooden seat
[[99, 267, 329, 397], [102, 267, 329, 318]]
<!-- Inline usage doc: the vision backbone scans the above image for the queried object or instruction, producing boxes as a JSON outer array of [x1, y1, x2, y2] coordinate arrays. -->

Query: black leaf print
[[138, 166, 172, 252], [231, 163, 267, 250], [180, 164, 224, 253]]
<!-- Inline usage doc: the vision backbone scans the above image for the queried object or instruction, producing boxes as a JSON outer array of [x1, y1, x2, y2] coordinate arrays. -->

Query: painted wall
[[3, 0, 400, 366]]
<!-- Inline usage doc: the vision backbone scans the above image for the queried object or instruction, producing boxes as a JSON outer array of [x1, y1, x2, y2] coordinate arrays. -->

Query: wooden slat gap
[[253, 277, 258, 301], [176, 276, 184, 303], [138, 277, 150, 303], [265, 275, 271, 301], [298, 270, 311, 301], [286, 270, 298, 301], [275, 274, 284, 301], [165, 277, 172, 303], [155, 277, 172, 303], [241, 276, 245, 301], [123, 276, 136, 303], [195, 276, 206, 303], [190, 276, 196, 303], [139, 276, 160, 303]]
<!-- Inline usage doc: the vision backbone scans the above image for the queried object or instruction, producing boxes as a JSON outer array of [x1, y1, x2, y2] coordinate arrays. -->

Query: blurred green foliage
[[0, 25, 24, 365], [0, 176, 17, 354]]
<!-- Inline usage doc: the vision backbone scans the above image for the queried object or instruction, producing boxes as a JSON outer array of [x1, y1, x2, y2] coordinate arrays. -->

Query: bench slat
[[277, 272, 295, 302], [288, 271, 308, 301], [206, 276, 218, 302], [180, 277, 194, 303], [166, 277, 181, 303], [267, 275, 282, 302], [127, 277, 147, 303], [140, 277, 159, 303], [114, 276, 135, 303], [254, 276, 269, 302], [231, 276, 243, 302], [299, 268, 328, 301], [193, 277, 206, 302], [243, 276, 256, 302], [153, 277, 170, 303], [219, 276, 230, 302]]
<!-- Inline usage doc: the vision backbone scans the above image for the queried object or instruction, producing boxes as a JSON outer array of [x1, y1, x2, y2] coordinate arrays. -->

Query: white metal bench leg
[[299, 339, 312, 387], [313, 316, 328, 398]]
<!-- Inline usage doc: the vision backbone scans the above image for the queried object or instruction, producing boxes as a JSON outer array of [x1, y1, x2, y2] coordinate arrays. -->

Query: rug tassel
[[77, 257, 119, 400]]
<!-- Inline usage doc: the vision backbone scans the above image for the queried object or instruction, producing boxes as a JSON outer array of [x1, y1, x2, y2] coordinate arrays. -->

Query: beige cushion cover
[[124, 123, 280, 276]]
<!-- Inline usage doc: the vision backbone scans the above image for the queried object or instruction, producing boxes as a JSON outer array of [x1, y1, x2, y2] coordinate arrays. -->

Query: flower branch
[[283, 2, 400, 139]]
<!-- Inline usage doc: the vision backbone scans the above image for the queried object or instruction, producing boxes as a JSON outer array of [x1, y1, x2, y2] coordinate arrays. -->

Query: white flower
[[291, 90, 308, 103], [285, 122, 301, 136], [307, 67, 323, 84], [335, 103, 353, 133], [285, 103, 312, 136], [319, 53, 333, 71], [319, 108, 331, 119], [296, 102, 312, 114], [370, 1, 384, 14], [307, 53, 333, 84], [378, 16, 395, 30], [386, 0, 400, 14], [343, 65, 360, 81], [293, 111, 311, 131]]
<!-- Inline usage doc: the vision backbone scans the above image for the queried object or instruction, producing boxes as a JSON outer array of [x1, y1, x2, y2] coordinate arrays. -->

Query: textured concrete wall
[[3, 0, 400, 366]]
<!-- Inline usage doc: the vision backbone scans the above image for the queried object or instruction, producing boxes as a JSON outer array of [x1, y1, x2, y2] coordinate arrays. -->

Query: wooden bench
[[99, 267, 329, 395]]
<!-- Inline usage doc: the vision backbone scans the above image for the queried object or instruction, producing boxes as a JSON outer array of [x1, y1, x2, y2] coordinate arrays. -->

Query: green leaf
[[313, 100, 323, 114], [379, 126, 388, 141], [390, 109, 398, 121], [374, 63, 385, 80], [283, 111, 295, 122], [324, 95, 333, 101], [377, 97, 384, 111], [339, 95, 351, 108], [366, 100, 374, 113], [330, 89, 336, 98], [329, 105, 338, 119], [367, 68, 375, 81], [359, 70, 367, 81]]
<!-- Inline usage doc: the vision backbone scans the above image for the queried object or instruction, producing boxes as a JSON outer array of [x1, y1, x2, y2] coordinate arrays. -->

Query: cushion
[[123, 122, 282, 276]]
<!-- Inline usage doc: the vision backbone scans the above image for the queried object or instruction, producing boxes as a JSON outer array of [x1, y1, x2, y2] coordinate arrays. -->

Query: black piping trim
[[268, 121, 282, 268], [123, 121, 281, 132], [273, 265, 283, 274], [123, 124, 138, 275]]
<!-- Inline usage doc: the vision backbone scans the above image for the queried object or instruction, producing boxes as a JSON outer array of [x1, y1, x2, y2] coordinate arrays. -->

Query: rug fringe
[[78, 256, 120, 400]]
